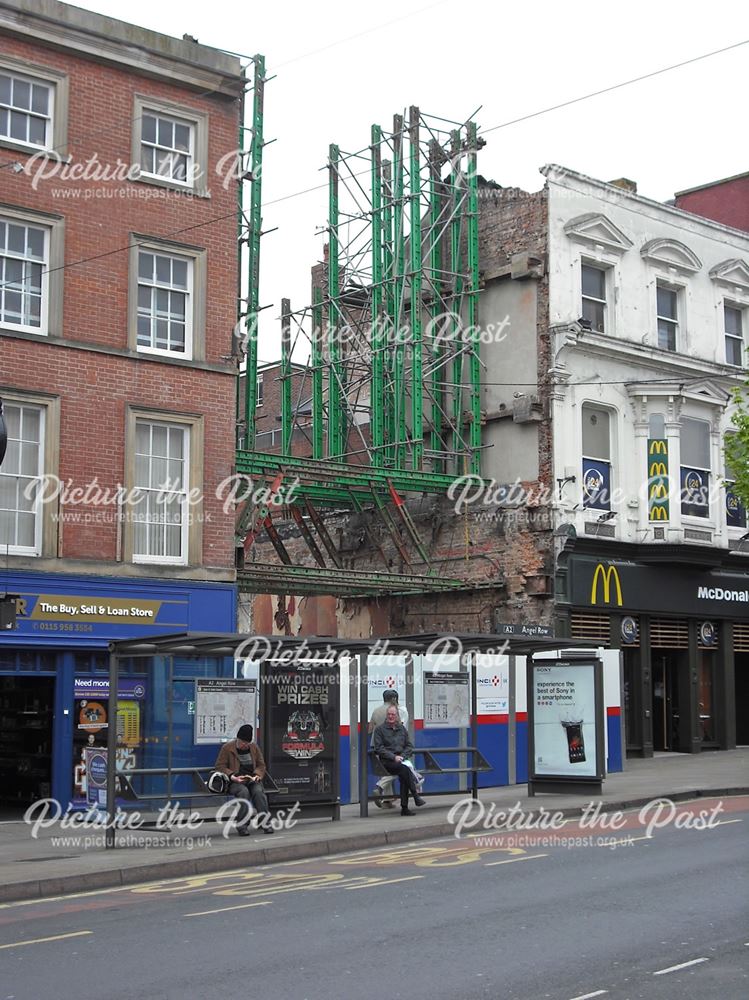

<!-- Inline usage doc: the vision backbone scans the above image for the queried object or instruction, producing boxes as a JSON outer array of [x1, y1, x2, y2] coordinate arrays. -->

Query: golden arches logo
[[649, 482, 668, 500], [650, 505, 669, 520], [648, 462, 668, 478], [590, 564, 623, 606], [649, 440, 668, 455]]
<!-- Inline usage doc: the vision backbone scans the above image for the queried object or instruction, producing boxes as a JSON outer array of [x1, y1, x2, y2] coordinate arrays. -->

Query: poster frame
[[193, 677, 258, 745], [527, 653, 605, 796], [260, 661, 340, 817]]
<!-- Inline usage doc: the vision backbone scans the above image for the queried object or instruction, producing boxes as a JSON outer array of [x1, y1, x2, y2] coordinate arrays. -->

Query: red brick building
[[674, 171, 749, 233], [0, 0, 243, 807]]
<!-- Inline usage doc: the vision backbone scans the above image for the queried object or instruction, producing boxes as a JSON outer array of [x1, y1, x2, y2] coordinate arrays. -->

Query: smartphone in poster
[[532, 662, 598, 778]]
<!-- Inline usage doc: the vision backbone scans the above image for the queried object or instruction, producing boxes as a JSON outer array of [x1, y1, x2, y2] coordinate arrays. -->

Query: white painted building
[[478, 165, 749, 758], [545, 165, 749, 550]]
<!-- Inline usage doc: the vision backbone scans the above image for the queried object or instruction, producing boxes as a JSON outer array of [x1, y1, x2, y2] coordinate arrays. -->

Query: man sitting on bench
[[373, 705, 426, 816], [214, 724, 274, 836], [369, 689, 409, 807]]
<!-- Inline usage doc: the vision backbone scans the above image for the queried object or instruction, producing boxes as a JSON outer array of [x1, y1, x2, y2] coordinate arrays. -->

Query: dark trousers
[[228, 780, 271, 828], [382, 762, 418, 808]]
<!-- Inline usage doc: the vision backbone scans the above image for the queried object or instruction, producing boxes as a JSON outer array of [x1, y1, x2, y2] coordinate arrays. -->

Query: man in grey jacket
[[372, 705, 426, 816]]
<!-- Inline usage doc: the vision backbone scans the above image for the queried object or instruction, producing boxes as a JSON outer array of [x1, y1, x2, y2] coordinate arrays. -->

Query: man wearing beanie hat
[[214, 724, 274, 835]]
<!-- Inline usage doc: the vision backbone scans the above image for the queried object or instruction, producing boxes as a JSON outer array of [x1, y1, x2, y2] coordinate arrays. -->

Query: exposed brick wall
[[0, 31, 240, 575], [246, 183, 556, 637]]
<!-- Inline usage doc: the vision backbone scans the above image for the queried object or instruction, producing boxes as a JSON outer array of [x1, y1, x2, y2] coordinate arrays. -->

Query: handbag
[[207, 770, 231, 794]]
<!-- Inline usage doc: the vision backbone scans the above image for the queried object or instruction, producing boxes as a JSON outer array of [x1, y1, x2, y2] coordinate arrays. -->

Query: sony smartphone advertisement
[[531, 661, 598, 778]]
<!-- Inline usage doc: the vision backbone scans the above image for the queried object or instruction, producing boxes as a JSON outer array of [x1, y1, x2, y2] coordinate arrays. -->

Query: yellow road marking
[[0, 930, 93, 949], [485, 853, 548, 867], [343, 875, 424, 890], [184, 901, 272, 918]]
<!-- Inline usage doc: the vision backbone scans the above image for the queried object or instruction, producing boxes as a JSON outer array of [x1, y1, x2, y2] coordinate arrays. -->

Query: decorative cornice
[[0, 0, 245, 97], [709, 258, 749, 294], [542, 163, 749, 244], [640, 238, 702, 275], [563, 212, 633, 254]]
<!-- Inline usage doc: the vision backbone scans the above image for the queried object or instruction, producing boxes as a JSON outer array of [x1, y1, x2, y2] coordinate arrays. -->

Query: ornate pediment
[[564, 213, 633, 254], [640, 238, 702, 274], [709, 258, 749, 293]]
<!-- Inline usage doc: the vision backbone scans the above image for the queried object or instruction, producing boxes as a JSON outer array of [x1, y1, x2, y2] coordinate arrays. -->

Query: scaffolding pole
[[242, 55, 265, 450]]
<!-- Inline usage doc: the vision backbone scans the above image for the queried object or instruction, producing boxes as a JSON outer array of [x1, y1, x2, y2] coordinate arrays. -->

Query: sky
[[75, 0, 749, 361]]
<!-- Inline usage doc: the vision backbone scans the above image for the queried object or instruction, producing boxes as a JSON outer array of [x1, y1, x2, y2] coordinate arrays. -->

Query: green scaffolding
[[237, 107, 483, 503]]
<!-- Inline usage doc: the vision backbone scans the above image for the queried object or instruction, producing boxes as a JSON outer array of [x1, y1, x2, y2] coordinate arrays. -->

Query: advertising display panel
[[528, 656, 604, 795], [261, 664, 339, 804]]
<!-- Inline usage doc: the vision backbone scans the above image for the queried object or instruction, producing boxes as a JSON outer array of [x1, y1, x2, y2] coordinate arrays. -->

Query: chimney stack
[[608, 177, 638, 194]]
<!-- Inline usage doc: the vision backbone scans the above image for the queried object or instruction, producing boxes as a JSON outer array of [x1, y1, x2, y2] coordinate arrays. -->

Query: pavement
[[1, 748, 747, 904]]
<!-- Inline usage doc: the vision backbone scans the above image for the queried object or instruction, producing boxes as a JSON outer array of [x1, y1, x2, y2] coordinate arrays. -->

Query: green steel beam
[[370, 124, 384, 454], [392, 114, 406, 469], [312, 286, 324, 460], [428, 139, 444, 471], [236, 448, 486, 499], [235, 74, 247, 444], [237, 563, 466, 597], [242, 55, 265, 450], [467, 122, 482, 475], [328, 143, 343, 460], [409, 106, 423, 471], [449, 129, 465, 477], [382, 159, 395, 467], [281, 297, 292, 454]]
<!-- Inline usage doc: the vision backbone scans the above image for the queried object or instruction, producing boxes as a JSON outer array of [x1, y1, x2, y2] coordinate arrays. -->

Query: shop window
[[124, 408, 203, 567], [132, 419, 190, 565], [656, 283, 679, 351], [0, 56, 68, 156], [132, 95, 209, 196], [581, 263, 607, 333], [724, 439, 747, 528], [680, 417, 711, 518], [128, 236, 205, 361], [0, 401, 44, 554], [582, 403, 612, 511], [725, 303, 745, 368]]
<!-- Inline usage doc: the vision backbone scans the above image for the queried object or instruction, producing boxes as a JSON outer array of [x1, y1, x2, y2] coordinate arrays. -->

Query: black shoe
[[373, 787, 384, 809], [414, 795, 426, 807], [237, 827, 251, 837], [401, 808, 416, 816], [262, 825, 275, 834]]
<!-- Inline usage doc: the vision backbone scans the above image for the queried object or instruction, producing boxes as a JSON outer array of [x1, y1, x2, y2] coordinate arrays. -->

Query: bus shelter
[[104, 632, 603, 846]]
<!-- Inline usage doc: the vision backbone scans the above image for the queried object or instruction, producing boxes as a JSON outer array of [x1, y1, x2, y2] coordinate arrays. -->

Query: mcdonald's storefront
[[557, 543, 749, 757]]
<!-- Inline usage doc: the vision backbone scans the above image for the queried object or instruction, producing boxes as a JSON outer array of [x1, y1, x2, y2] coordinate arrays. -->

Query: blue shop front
[[0, 571, 236, 812]]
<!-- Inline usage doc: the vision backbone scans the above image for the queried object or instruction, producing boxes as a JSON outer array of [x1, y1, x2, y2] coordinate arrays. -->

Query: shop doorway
[[622, 648, 642, 753], [735, 654, 749, 746], [651, 652, 685, 751], [0, 675, 54, 814]]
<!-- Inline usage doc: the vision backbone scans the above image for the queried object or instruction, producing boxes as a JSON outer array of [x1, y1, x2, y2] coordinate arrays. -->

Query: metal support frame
[[236, 106, 484, 504], [234, 104, 486, 593]]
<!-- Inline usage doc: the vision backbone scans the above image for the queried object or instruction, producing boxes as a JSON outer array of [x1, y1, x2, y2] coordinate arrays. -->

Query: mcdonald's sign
[[590, 563, 623, 606], [649, 481, 668, 500], [647, 438, 669, 521]]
